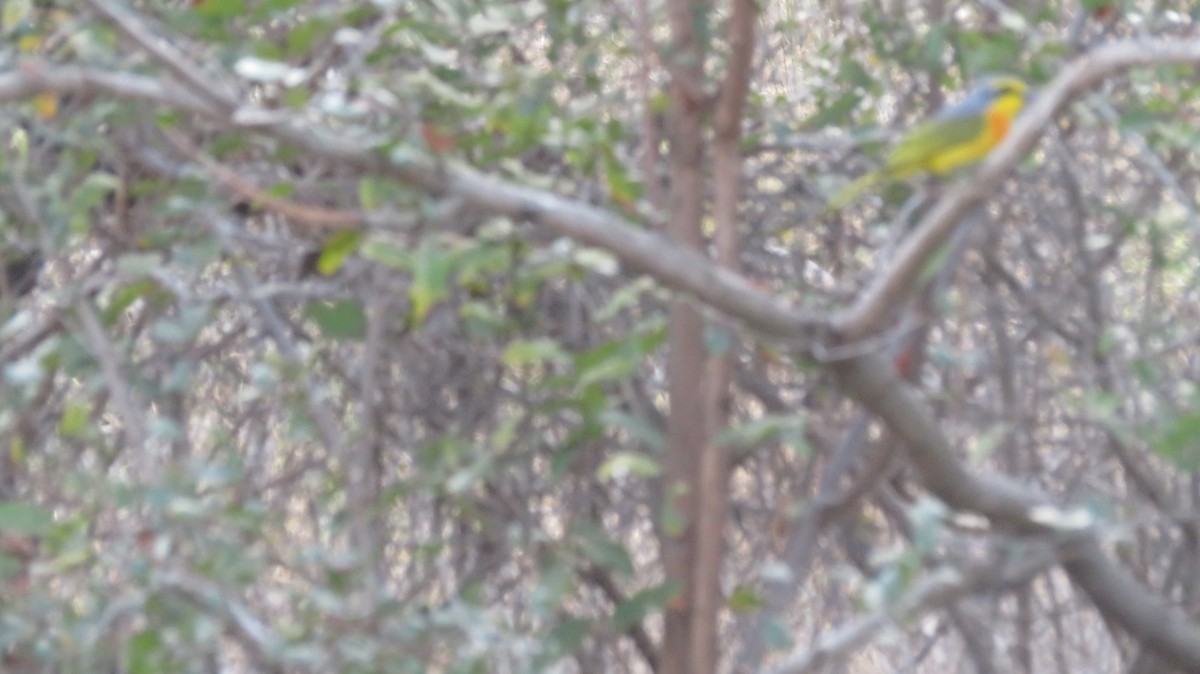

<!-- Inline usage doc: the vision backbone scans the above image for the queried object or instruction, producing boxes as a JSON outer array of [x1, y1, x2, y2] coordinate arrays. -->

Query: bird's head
[[948, 75, 1029, 119], [985, 76, 1028, 104]]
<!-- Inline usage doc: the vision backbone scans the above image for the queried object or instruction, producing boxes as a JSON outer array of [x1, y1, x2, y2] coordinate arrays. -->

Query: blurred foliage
[[0, 0, 1197, 673]]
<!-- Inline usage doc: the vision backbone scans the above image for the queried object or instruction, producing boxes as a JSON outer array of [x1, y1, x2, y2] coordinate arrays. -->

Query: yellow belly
[[927, 104, 1015, 175]]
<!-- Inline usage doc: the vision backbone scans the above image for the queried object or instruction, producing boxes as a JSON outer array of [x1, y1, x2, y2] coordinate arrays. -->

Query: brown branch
[[75, 298, 148, 453], [0, 63, 822, 339], [830, 351, 1200, 671], [9, 41, 1199, 349], [762, 540, 1060, 674], [660, 0, 711, 670], [161, 128, 368, 228], [693, 0, 759, 671], [634, 0, 666, 211]]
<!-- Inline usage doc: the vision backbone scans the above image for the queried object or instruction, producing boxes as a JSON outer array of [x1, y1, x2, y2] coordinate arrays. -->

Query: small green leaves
[[573, 522, 634, 576], [410, 239, 455, 325], [1153, 409, 1200, 469], [303, 300, 367, 340], [502, 337, 569, 367], [596, 451, 662, 481], [613, 581, 676, 632], [192, 0, 246, 19], [59, 402, 91, 438], [316, 229, 365, 276], [800, 92, 862, 131], [727, 586, 764, 613], [0, 502, 53, 536]]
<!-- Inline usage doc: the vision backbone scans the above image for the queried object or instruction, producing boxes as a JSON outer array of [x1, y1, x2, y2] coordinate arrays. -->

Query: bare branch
[[85, 0, 241, 110], [158, 570, 290, 674], [0, 64, 224, 118], [75, 297, 148, 453], [761, 542, 1059, 674], [830, 351, 1200, 670]]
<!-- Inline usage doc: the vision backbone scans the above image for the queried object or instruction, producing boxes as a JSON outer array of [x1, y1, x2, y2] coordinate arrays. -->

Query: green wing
[[885, 115, 984, 178]]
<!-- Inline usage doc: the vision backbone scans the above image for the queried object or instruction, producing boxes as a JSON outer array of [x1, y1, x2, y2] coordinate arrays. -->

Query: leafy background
[[1, 0, 1199, 673]]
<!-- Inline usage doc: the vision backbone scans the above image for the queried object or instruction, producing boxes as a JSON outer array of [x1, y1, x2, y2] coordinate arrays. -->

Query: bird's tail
[[827, 171, 882, 211]]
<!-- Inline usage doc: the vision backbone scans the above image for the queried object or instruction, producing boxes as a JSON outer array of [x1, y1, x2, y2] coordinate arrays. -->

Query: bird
[[829, 76, 1029, 209]]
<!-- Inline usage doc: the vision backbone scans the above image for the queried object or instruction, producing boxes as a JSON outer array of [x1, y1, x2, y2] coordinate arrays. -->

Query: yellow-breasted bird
[[829, 76, 1029, 209]]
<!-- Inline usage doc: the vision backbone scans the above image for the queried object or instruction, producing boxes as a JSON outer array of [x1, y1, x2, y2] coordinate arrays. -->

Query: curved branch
[[830, 352, 1200, 671], [0, 62, 825, 339], [832, 38, 1200, 342], [762, 540, 1059, 674]]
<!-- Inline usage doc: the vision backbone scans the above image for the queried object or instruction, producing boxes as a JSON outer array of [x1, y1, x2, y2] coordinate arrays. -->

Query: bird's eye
[[996, 82, 1021, 96]]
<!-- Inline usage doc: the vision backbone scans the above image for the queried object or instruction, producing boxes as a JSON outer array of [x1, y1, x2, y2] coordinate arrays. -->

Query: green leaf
[[2, 0, 33, 33], [151, 304, 212, 345], [916, 242, 953, 286], [659, 498, 686, 538], [59, 402, 91, 438], [573, 522, 634, 576], [716, 413, 807, 454], [604, 155, 642, 206], [727, 585, 764, 613], [502, 338, 568, 367], [193, 0, 246, 19], [596, 451, 662, 481], [304, 300, 367, 341], [466, 9, 514, 36], [70, 172, 119, 235], [597, 410, 665, 451], [1154, 410, 1200, 469], [531, 559, 575, 619], [116, 252, 166, 277], [837, 58, 875, 90], [540, 617, 590, 662], [801, 92, 862, 131], [102, 280, 170, 325], [920, 22, 948, 72], [445, 453, 494, 495], [127, 628, 167, 674], [317, 229, 364, 276], [956, 31, 1024, 77], [410, 240, 456, 325], [573, 323, 666, 390], [357, 176, 389, 211], [1118, 108, 1158, 133], [0, 502, 53, 535], [287, 17, 332, 56], [0, 553, 24, 579], [761, 614, 794, 651], [909, 497, 948, 555], [361, 236, 410, 269], [613, 581, 676, 632]]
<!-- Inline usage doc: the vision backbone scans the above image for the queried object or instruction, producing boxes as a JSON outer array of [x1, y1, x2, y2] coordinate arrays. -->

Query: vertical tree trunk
[[660, 0, 710, 672], [660, 0, 756, 672], [691, 0, 757, 671]]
